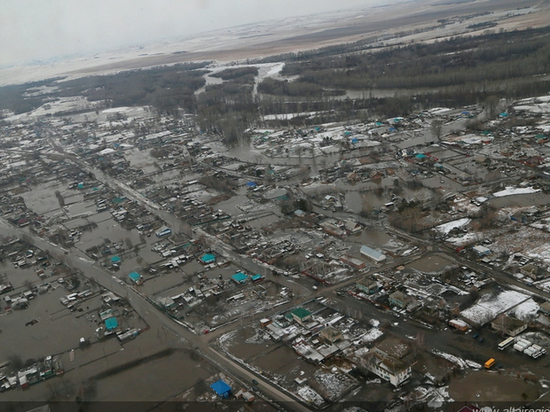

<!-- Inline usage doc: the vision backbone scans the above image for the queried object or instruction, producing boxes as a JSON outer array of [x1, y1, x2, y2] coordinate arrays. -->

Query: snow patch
[[493, 186, 540, 197], [436, 218, 470, 234]]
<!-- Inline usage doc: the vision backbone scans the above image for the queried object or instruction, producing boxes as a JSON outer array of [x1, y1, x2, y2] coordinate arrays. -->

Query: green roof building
[[291, 307, 312, 325]]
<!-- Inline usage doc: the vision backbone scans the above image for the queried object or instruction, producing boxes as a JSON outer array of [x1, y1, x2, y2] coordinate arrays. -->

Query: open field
[[1, 0, 549, 86]]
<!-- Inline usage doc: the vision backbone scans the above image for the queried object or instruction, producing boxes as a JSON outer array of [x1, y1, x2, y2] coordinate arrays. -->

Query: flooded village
[[1, 1, 550, 409], [1, 83, 550, 412]]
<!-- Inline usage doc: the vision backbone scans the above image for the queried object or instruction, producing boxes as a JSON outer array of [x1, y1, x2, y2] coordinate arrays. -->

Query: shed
[[211, 380, 231, 398], [105, 317, 118, 331]]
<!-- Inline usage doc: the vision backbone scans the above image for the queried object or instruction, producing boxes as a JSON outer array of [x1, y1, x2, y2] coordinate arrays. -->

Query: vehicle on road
[[484, 358, 495, 369]]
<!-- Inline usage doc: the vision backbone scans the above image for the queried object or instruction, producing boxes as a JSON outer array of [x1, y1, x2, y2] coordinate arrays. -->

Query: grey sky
[[1, 0, 387, 66]]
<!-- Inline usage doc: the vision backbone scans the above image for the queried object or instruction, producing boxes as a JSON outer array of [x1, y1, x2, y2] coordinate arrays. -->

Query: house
[[235, 388, 255, 402], [389, 291, 409, 309], [157, 296, 176, 310], [520, 263, 546, 280], [491, 314, 528, 337], [356, 277, 379, 295], [105, 317, 118, 331], [472, 245, 490, 257], [210, 380, 231, 398], [320, 221, 346, 237], [200, 253, 216, 264], [290, 308, 312, 325], [320, 326, 343, 344], [251, 274, 264, 282], [231, 272, 248, 284], [345, 219, 362, 233], [539, 301, 550, 316], [360, 245, 386, 263], [360, 348, 412, 387], [128, 271, 142, 285], [341, 255, 366, 269]]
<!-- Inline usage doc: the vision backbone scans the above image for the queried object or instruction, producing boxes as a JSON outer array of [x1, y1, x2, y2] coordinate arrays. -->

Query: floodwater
[[223, 326, 278, 361], [216, 195, 256, 216], [124, 148, 158, 175], [228, 144, 369, 175], [94, 349, 212, 402], [342, 88, 420, 100], [345, 191, 386, 214], [408, 254, 454, 274], [20, 180, 84, 215], [352, 228, 392, 248], [0, 286, 104, 361], [76, 218, 142, 251]]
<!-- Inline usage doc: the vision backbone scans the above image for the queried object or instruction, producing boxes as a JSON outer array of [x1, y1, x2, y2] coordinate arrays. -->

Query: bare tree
[[54, 190, 65, 208], [23, 279, 33, 291], [431, 119, 443, 141], [485, 95, 500, 119]]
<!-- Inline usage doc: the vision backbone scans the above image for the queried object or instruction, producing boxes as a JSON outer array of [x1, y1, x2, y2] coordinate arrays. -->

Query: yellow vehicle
[[484, 358, 495, 369]]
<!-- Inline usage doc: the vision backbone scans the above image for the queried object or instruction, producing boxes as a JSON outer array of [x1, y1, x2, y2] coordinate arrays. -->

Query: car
[[252, 379, 258, 385], [472, 333, 479, 339], [479, 337, 484, 343]]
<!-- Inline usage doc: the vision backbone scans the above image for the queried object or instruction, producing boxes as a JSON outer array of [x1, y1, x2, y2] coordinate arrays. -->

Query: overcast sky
[[1, 0, 390, 67]]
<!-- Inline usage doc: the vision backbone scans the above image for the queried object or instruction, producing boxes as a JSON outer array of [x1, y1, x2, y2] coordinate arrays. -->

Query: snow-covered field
[[509, 298, 540, 321], [460, 290, 531, 326], [297, 385, 325, 407], [313, 369, 357, 402], [512, 95, 550, 114]]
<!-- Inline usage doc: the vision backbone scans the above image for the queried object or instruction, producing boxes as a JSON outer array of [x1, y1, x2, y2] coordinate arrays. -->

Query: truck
[[513, 339, 531, 352], [513, 338, 546, 359]]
